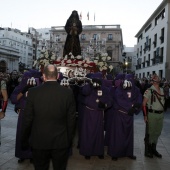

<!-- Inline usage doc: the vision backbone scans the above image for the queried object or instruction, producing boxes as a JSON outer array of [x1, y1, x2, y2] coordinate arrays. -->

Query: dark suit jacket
[[21, 81, 76, 150]]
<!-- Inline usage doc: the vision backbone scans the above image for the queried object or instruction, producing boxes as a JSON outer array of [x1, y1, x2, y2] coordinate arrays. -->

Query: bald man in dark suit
[[21, 64, 76, 170]]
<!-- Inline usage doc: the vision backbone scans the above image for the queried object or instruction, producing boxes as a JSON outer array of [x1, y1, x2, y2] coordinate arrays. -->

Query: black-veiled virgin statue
[[63, 10, 82, 58]]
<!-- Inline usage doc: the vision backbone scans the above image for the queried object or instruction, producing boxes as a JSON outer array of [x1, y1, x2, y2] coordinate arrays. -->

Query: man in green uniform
[[142, 74, 165, 158]]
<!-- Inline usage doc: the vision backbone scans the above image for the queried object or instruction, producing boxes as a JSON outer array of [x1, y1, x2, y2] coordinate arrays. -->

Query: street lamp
[[125, 61, 128, 73]]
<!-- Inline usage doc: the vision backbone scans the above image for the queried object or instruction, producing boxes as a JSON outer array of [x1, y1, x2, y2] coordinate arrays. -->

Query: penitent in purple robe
[[78, 83, 113, 156], [10, 70, 42, 160], [107, 82, 142, 158], [10, 82, 32, 159]]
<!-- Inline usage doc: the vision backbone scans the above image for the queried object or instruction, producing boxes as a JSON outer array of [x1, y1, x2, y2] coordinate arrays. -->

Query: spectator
[[21, 64, 76, 170], [0, 73, 8, 120]]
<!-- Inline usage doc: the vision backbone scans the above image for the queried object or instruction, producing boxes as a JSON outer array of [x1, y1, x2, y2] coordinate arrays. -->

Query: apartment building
[[0, 27, 33, 72], [123, 45, 137, 74], [135, 0, 170, 80], [29, 27, 51, 61]]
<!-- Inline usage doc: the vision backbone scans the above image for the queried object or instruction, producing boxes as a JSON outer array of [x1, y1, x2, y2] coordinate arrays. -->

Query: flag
[[87, 12, 89, 20], [79, 12, 82, 20], [94, 13, 95, 22]]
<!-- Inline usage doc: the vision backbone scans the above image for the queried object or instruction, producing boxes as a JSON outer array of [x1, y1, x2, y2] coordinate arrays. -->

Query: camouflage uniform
[[143, 85, 165, 158]]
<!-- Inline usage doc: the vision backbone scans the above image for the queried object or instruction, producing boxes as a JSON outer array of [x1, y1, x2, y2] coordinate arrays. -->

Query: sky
[[0, 0, 163, 47]]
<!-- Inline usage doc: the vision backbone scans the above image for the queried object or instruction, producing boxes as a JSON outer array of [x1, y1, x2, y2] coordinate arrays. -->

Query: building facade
[[0, 27, 33, 72], [0, 25, 124, 74], [29, 27, 51, 61], [49, 25, 124, 74], [135, 0, 170, 80], [122, 45, 137, 74]]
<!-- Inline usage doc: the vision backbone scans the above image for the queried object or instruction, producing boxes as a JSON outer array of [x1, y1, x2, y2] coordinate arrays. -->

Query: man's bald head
[[43, 64, 58, 81], [48, 64, 55, 71]]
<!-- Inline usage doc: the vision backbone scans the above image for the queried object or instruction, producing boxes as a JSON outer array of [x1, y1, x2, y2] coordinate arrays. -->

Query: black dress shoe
[[112, 157, 118, 161], [128, 155, 136, 160], [85, 156, 91, 160], [18, 159, 25, 163], [98, 155, 104, 159]]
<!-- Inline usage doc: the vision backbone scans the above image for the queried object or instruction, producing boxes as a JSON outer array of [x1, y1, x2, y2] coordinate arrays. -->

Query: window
[[160, 47, 164, 62], [147, 54, 150, 66], [153, 34, 157, 48], [81, 34, 86, 40], [160, 28, 164, 43], [138, 33, 143, 42], [143, 72, 145, 78], [107, 50, 112, 59], [93, 34, 97, 40], [152, 51, 156, 65], [155, 8, 165, 26], [159, 70, 163, 79], [155, 17, 158, 26], [142, 56, 145, 67], [140, 46, 142, 56], [155, 48, 160, 63], [56, 35, 60, 41], [144, 43, 146, 54], [162, 9, 165, 19], [148, 38, 151, 51], [145, 24, 152, 33], [108, 34, 113, 40]]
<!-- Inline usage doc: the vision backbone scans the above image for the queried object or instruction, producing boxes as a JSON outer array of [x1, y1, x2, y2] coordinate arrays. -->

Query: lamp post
[[86, 35, 106, 61], [125, 61, 128, 73]]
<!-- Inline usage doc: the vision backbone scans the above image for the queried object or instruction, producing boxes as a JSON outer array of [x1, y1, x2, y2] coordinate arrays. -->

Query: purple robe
[[78, 83, 113, 156], [104, 86, 116, 146], [104, 74, 125, 146], [107, 85, 142, 158], [10, 84, 32, 159], [10, 69, 42, 159]]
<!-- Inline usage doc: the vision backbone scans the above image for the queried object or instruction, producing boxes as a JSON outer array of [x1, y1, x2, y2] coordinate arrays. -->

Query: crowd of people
[[0, 66, 169, 170]]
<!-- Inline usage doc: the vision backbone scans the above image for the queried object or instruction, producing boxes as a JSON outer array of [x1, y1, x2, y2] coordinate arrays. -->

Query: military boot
[[152, 143, 162, 158], [144, 139, 153, 158]]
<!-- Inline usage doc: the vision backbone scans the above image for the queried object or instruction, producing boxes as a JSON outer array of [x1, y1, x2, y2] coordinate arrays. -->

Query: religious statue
[[63, 10, 82, 58]]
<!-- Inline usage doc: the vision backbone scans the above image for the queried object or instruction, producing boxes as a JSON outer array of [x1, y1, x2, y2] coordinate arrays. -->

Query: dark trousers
[[32, 148, 68, 170]]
